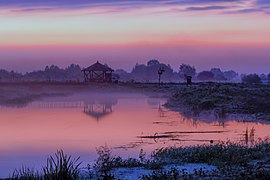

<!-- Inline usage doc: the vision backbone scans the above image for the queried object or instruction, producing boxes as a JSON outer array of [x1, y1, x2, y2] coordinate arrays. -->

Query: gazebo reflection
[[83, 96, 118, 121]]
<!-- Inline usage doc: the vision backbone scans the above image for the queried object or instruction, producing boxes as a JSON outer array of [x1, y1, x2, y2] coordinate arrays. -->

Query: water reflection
[[83, 96, 117, 121], [0, 92, 270, 178]]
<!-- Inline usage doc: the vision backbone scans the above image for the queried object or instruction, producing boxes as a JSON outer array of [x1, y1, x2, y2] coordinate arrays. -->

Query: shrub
[[197, 71, 214, 81], [93, 145, 115, 177], [242, 74, 261, 84]]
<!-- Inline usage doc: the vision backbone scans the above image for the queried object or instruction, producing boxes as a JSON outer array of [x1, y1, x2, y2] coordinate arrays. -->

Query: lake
[[0, 91, 270, 177]]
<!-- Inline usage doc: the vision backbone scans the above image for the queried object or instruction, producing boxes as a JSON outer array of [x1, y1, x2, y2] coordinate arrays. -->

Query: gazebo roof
[[83, 61, 114, 72]]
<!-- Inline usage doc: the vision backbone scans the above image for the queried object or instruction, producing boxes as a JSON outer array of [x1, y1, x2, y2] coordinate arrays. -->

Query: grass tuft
[[43, 150, 81, 180], [11, 166, 41, 180]]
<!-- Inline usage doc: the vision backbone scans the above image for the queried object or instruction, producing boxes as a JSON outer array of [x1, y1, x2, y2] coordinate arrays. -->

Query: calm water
[[0, 92, 270, 177]]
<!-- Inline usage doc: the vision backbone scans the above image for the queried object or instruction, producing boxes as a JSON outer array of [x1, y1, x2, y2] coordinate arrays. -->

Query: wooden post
[[158, 67, 165, 85]]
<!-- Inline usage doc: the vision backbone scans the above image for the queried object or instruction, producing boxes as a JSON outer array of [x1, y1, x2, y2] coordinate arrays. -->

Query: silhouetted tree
[[131, 63, 148, 82], [242, 74, 261, 84], [114, 69, 133, 82], [147, 59, 160, 66], [0, 69, 23, 82], [197, 71, 214, 81], [65, 64, 83, 81], [23, 64, 83, 82], [179, 64, 196, 79], [260, 74, 268, 81], [211, 68, 226, 81], [224, 70, 238, 81], [131, 60, 173, 82]]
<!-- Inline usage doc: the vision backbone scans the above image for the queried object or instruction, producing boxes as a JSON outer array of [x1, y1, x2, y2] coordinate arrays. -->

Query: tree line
[[0, 60, 269, 84]]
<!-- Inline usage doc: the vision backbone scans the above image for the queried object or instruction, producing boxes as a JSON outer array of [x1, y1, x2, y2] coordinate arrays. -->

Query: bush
[[242, 74, 261, 84], [93, 145, 115, 177], [197, 71, 214, 81]]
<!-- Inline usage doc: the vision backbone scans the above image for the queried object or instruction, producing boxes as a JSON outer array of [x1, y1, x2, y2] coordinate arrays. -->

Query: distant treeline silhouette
[[0, 60, 269, 84]]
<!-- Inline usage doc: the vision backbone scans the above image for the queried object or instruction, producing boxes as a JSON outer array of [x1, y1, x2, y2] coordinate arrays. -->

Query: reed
[[43, 150, 81, 180], [11, 166, 41, 180]]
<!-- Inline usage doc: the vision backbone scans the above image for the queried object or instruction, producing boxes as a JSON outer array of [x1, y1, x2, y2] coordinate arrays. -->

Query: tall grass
[[152, 140, 270, 167], [43, 150, 81, 180], [8, 140, 270, 179], [11, 166, 41, 180]]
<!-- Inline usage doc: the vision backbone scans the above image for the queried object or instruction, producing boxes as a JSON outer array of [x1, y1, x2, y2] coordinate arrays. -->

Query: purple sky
[[0, 0, 270, 74]]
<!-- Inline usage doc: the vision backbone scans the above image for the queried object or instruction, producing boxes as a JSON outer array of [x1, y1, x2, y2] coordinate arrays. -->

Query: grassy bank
[[1, 82, 269, 121], [8, 140, 270, 179], [165, 82, 270, 121]]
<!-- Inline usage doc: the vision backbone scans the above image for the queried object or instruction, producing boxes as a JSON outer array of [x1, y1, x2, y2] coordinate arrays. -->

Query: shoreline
[[1, 82, 269, 121]]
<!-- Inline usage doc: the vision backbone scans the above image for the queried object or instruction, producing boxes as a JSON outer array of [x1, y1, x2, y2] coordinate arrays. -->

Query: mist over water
[[0, 90, 270, 177]]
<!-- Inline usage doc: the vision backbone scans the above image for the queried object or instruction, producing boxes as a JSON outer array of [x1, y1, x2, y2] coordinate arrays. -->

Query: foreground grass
[[10, 150, 81, 180], [8, 139, 270, 179]]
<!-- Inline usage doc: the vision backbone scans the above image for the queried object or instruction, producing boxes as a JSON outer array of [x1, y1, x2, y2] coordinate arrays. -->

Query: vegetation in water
[[8, 140, 270, 179]]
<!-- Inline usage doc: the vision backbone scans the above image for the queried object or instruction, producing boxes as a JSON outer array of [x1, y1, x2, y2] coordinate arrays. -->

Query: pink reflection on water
[[0, 92, 270, 177]]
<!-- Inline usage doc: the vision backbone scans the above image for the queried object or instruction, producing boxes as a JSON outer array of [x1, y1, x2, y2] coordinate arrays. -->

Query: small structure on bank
[[82, 61, 114, 83], [158, 67, 165, 85], [185, 75, 192, 86]]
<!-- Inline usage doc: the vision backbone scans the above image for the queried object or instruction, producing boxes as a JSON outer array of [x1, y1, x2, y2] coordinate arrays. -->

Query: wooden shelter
[[82, 61, 114, 83]]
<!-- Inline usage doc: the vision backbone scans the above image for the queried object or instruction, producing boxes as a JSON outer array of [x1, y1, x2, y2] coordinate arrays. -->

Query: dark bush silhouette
[[179, 64, 196, 79], [242, 74, 261, 84], [211, 68, 226, 81], [223, 70, 238, 81], [197, 71, 214, 81], [0, 69, 23, 82], [131, 60, 174, 82], [114, 69, 133, 82]]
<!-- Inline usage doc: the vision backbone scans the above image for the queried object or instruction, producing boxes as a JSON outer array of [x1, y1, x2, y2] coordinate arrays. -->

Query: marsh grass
[[11, 166, 41, 180], [165, 83, 270, 120], [8, 140, 270, 179], [43, 150, 81, 180], [151, 139, 270, 167], [141, 168, 181, 180]]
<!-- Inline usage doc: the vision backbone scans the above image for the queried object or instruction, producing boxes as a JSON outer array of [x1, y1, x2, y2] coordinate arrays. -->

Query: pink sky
[[0, 0, 270, 73]]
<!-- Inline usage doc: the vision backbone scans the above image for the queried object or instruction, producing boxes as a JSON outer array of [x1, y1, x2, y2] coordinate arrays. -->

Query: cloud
[[237, 8, 262, 13], [186, 6, 228, 11], [1, 0, 268, 15], [224, 8, 264, 14], [0, 0, 242, 9], [257, 0, 270, 5]]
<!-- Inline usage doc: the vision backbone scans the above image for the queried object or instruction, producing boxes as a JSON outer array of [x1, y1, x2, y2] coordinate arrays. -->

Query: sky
[[0, 0, 270, 73]]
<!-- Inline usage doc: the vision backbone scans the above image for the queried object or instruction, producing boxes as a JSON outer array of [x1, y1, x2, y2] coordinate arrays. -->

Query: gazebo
[[82, 61, 114, 83]]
